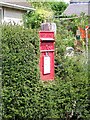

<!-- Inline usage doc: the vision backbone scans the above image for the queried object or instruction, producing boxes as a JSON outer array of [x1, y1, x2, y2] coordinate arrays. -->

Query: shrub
[[1, 24, 89, 120], [2, 25, 40, 119]]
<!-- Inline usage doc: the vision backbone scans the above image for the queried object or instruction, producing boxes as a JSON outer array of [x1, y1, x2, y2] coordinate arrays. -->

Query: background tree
[[24, 1, 68, 29], [50, 2, 68, 16]]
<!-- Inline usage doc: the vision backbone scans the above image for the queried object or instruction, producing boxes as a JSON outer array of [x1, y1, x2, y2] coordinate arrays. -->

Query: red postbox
[[39, 31, 55, 81]]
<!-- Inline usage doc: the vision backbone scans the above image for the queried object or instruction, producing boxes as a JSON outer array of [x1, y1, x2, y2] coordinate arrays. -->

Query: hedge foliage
[[1, 25, 90, 120], [2, 25, 40, 119]]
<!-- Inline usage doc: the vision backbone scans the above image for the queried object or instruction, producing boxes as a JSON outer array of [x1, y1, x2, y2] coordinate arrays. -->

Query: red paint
[[39, 31, 54, 40], [39, 31, 55, 81], [79, 27, 86, 39], [86, 26, 90, 38], [79, 26, 90, 39]]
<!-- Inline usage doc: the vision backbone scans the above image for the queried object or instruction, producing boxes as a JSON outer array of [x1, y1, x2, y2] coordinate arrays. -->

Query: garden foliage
[[1, 24, 90, 120], [24, 1, 68, 29], [2, 25, 40, 119]]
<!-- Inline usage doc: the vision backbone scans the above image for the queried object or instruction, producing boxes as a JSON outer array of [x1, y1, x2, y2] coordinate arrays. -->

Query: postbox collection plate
[[44, 56, 50, 74]]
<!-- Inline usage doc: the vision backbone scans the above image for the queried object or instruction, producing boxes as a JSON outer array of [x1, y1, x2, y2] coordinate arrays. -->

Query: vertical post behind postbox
[[39, 31, 55, 81]]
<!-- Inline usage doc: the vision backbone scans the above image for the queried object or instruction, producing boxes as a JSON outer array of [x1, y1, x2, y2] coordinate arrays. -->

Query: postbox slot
[[40, 50, 54, 52], [41, 38, 54, 41]]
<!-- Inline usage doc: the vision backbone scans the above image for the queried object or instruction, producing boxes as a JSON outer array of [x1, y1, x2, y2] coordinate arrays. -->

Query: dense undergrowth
[[1, 24, 89, 120]]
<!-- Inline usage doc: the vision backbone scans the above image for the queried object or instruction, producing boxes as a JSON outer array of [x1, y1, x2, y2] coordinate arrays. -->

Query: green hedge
[[1, 25, 90, 120], [2, 25, 40, 119]]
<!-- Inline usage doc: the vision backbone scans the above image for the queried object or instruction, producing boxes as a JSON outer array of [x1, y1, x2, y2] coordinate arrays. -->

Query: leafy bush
[[55, 19, 89, 119], [24, 1, 68, 29], [2, 25, 40, 119], [50, 2, 68, 16], [24, 11, 44, 29], [1, 24, 89, 120]]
